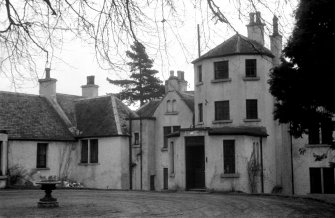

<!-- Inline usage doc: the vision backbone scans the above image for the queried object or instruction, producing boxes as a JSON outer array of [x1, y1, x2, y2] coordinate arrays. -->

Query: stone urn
[[36, 180, 61, 208]]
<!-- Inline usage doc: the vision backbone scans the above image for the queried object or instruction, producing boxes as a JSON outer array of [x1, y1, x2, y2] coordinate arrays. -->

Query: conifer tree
[[107, 41, 165, 106]]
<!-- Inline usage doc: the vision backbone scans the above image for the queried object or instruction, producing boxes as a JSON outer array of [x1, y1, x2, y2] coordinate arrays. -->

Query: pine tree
[[269, 0, 335, 144], [107, 41, 165, 106]]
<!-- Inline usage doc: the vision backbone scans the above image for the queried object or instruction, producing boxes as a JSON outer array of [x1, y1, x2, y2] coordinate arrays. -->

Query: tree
[[0, 0, 296, 85], [269, 0, 335, 144], [107, 41, 165, 106]]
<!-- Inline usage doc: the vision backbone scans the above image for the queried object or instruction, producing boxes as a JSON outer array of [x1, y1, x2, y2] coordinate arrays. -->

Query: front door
[[185, 136, 205, 189]]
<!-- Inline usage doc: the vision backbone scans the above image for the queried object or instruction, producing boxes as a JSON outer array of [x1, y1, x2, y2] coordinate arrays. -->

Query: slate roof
[[176, 91, 194, 112], [136, 100, 161, 118], [56, 94, 83, 125], [192, 34, 274, 63], [0, 91, 75, 141], [208, 126, 268, 137]]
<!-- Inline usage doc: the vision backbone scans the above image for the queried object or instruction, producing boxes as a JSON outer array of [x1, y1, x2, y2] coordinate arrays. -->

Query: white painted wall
[[153, 91, 194, 190], [71, 136, 129, 189]]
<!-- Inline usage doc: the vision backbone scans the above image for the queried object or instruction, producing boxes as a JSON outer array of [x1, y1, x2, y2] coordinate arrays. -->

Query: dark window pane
[[246, 59, 257, 77], [310, 168, 322, 193], [90, 139, 98, 163], [246, 99, 258, 119], [37, 143, 47, 168], [215, 101, 229, 120], [321, 120, 333, 144], [198, 103, 203, 122], [163, 127, 172, 148], [214, 61, 228, 79], [309, 124, 320, 144], [198, 65, 202, 82], [81, 140, 88, 163], [134, 133, 139, 145], [323, 168, 335, 194], [223, 140, 235, 174], [172, 126, 180, 132]]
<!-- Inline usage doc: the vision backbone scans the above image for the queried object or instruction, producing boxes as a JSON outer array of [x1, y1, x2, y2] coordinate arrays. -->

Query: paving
[[0, 189, 335, 217]]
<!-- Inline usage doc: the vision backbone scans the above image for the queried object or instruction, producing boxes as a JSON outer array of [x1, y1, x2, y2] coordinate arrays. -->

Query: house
[[165, 12, 292, 193], [0, 71, 135, 189]]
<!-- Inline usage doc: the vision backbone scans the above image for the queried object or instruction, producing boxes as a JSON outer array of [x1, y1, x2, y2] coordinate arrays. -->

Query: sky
[[0, 0, 298, 108]]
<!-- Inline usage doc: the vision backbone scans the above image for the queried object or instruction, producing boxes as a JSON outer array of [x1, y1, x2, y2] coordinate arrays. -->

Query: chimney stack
[[246, 11, 265, 45], [165, 70, 187, 93], [39, 68, 57, 98], [81, 76, 99, 98], [270, 15, 282, 66]]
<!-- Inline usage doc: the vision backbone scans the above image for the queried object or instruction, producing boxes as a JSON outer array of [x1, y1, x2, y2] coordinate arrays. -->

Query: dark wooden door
[[323, 168, 335, 194], [310, 168, 322, 193], [150, 175, 155, 191], [185, 137, 205, 189], [163, 168, 168, 190]]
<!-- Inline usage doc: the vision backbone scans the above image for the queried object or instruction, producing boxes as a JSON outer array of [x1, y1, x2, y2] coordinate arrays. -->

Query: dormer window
[[214, 61, 229, 79], [245, 59, 257, 77]]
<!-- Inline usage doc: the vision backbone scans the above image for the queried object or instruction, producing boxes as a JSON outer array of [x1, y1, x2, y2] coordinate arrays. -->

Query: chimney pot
[[87, 75, 95, 85], [256, 12, 261, 23], [170, 70, 174, 77], [273, 16, 279, 35], [177, 70, 185, 80], [45, 68, 51, 79], [249, 13, 255, 24]]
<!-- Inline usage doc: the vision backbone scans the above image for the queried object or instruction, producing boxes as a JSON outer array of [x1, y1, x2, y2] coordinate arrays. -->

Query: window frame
[[214, 61, 229, 80], [197, 65, 202, 82], [198, 103, 203, 123], [223, 140, 235, 174], [245, 59, 257, 78], [163, 126, 172, 148], [215, 100, 230, 121], [80, 139, 99, 164], [172, 99, 177, 112], [134, 132, 140, 145], [36, 143, 48, 168], [246, 99, 258, 119]]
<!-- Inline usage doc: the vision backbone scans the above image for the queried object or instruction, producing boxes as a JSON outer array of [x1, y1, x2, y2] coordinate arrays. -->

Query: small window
[[81, 140, 88, 163], [170, 141, 175, 174], [172, 99, 177, 112], [215, 101, 230, 120], [198, 65, 202, 82], [90, 139, 99, 163], [163, 127, 172, 148], [166, 100, 171, 112], [223, 140, 235, 174], [134, 132, 139, 145], [309, 119, 333, 144], [81, 139, 99, 164], [246, 59, 257, 77], [37, 143, 48, 168], [246, 99, 258, 119], [214, 61, 229, 79], [198, 103, 203, 123]]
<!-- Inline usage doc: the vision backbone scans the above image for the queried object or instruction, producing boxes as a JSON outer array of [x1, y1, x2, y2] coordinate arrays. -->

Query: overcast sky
[[0, 1, 298, 106]]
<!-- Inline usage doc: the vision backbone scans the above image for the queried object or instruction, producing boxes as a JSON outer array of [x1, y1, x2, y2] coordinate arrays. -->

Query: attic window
[[172, 100, 177, 112]]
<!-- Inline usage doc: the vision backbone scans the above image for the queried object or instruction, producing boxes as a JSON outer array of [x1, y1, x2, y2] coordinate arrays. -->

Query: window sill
[[221, 173, 239, 178], [196, 82, 204, 86], [170, 173, 175, 178], [211, 78, 232, 83], [212, 120, 233, 124], [243, 118, 261, 122], [165, 112, 178, 115], [132, 144, 140, 148], [197, 122, 204, 125], [305, 144, 331, 148], [78, 163, 100, 166], [0, 175, 8, 180], [161, 147, 168, 152], [243, 76, 260, 81], [35, 167, 50, 170]]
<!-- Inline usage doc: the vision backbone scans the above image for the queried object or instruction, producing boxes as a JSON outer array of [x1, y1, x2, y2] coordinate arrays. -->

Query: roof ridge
[[0, 91, 39, 97], [111, 95, 123, 135]]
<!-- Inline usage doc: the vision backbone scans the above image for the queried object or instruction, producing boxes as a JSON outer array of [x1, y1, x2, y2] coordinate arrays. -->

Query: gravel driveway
[[1, 190, 335, 217]]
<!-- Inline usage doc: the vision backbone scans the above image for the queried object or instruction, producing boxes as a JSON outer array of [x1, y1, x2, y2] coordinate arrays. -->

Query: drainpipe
[[128, 113, 133, 190], [260, 136, 264, 193], [289, 124, 295, 195], [140, 116, 143, 190]]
